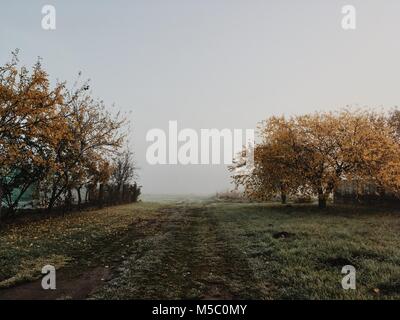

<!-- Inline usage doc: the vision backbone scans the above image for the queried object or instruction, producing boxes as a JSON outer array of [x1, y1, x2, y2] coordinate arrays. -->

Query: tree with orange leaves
[[0, 51, 65, 216], [231, 117, 306, 203], [233, 110, 400, 208], [41, 82, 126, 212], [0, 51, 129, 216]]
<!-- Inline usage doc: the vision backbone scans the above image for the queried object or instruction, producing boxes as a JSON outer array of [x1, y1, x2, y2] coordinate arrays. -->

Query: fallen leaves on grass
[[0, 254, 71, 288], [0, 203, 162, 288]]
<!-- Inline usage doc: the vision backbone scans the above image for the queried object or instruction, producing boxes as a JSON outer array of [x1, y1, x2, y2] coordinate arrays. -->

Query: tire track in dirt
[[108, 203, 264, 299], [0, 203, 264, 299], [178, 205, 264, 299]]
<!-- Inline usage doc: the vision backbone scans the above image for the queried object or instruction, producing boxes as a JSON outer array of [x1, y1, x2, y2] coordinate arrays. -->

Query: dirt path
[[173, 205, 261, 299], [91, 204, 263, 299], [0, 267, 111, 300], [0, 203, 262, 300]]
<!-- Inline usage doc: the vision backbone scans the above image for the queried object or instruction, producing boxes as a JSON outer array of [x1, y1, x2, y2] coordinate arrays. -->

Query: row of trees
[[231, 109, 400, 208], [0, 51, 139, 218]]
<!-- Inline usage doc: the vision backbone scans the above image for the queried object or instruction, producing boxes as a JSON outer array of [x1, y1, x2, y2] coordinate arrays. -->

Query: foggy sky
[[1, 0, 400, 194]]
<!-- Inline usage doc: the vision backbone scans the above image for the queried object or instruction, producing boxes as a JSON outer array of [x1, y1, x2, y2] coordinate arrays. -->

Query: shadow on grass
[[219, 201, 400, 218]]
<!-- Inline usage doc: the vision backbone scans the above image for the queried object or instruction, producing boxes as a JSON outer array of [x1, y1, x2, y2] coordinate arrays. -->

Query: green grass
[[208, 202, 400, 299], [0, 202, 163, 288], [1, 201, 400, 299]]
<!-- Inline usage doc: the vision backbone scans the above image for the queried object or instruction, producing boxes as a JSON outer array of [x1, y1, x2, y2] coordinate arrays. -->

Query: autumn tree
[[43, 83, 125, 212], [230, 117, 306, 203], [0, 51, 65, 216], [359, 110, 400, 196], [235, 110, 400, 208], [0, 51, 129, 217], [389, 109, 400, 141], [293, 110, 400, 207]]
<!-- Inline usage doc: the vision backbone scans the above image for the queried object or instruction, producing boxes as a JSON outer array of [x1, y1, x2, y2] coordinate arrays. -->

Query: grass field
[[1, 200, 400, 300]]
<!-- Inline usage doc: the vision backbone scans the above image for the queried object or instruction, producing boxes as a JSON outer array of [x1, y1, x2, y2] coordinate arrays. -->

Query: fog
[[2, 0, 400, 194]]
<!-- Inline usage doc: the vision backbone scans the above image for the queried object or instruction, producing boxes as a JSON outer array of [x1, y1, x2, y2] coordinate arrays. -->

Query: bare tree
[[111, 149, 137, 202]]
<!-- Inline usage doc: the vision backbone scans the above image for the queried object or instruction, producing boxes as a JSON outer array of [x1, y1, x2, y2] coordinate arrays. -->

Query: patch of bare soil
[[273, 231, 295, 239], [0, 267, 111, 300]]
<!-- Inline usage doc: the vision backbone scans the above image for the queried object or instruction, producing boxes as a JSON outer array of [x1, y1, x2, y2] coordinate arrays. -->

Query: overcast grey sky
[[1, 1, 400, 194]]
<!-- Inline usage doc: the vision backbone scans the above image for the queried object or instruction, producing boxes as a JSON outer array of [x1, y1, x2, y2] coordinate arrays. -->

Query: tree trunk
[[47, 185, 65, 213], [77, 186, 82, 209], [0, 179, 3, 221], [10, 182, 33, 213], [318, 192, 327, 209], [281, 193, 287, 205], [280, 184, 287, 204], [64, 188, 73, 212], [47, 187, 58, 213], [85, 186, 90, 203], [117, 183, 122, 204]]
